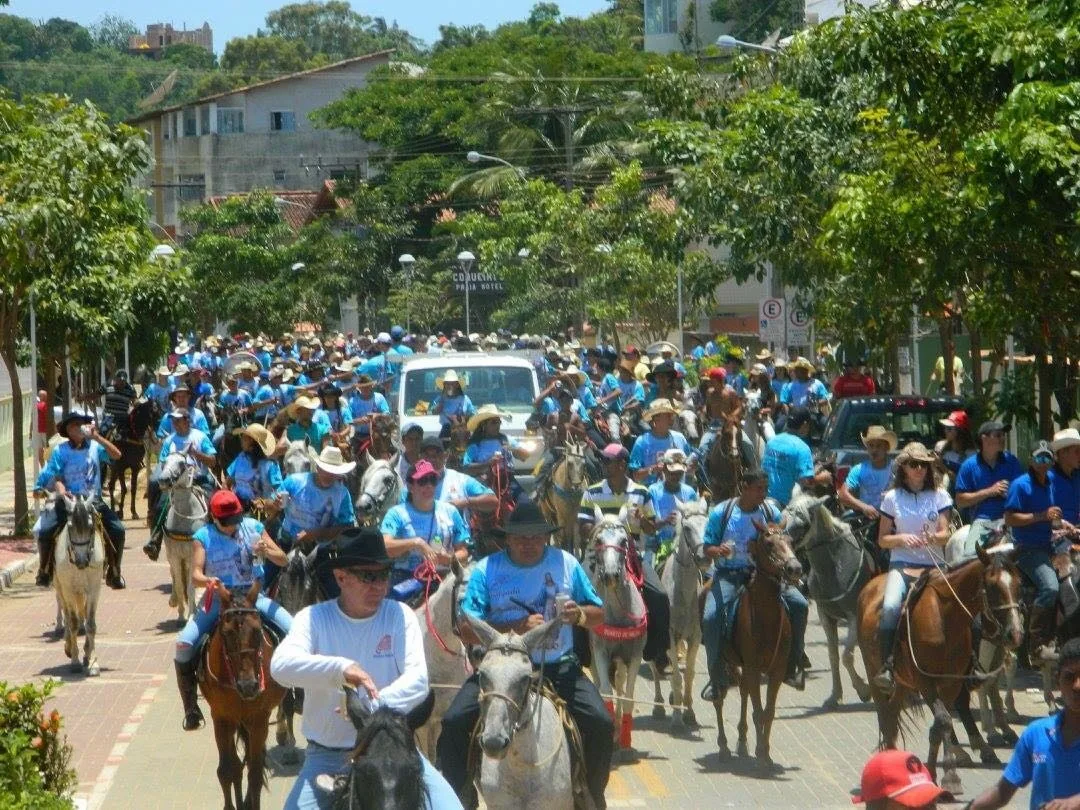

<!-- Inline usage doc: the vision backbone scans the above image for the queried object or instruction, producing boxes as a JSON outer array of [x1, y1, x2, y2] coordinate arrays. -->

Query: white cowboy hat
[[644, 398, 680, 422], [861, 425, 898, 452], [155, 365, 171, 376], [467, 404, 511, 434], [560, 365, 587, 386], [281, 368, 297, 383], [1051, 428, 1080, 452], [232, 423, 277, 457], [287, 395, 321, 418], [438, 370, 465, 389], [172, 363, 189, 376], [308, 445, 356, 476], [174, 340, 191, 355]]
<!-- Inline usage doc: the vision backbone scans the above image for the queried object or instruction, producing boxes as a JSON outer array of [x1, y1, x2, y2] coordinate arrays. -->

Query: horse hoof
[[168, 594, 177, 608], [856, 687, 872, 703], [979, 749, 1001, 766], [940, 773, 963, 795], [717, 743, 731, 760], [279, 745, 300, 765], [85, 662, 100, 677], [951, 748, 975, 768], [737, 742, 750, 759], [823, 695, 841, 710], [1006, 711, 1023, 725], [1001, 729, 1019, 746], [652, 705, 666, 719], [131, 512, 140, 520], [682, 709, 698, 728]]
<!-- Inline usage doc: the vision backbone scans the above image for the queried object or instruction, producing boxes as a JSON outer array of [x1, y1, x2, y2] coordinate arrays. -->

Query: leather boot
[[105, 536, 126, 589], [175, 659, 204, 731], [36, 536, 56, 587], [873, 628, 898, 691], [143, 529, 162, 562]]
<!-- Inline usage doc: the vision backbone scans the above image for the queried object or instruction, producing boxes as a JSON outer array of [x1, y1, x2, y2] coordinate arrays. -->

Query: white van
[[395, 353, 545, 481]]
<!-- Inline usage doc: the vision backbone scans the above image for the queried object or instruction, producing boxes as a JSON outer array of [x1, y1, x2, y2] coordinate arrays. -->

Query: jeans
[[437, 658, 613, 809], [175, 592, 292, 663], [640, 557, 671, 664], [880, 564, 931, 632], [967, 518, 1010, 556], [284, 740, 462, 810], [702, 568, 808, 685], [1016, 548, 1059, 609], [37, 495, 125, 551]]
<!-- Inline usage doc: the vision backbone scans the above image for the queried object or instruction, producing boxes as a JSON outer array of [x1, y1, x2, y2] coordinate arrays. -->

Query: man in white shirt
[[270, 526, 462, 810]]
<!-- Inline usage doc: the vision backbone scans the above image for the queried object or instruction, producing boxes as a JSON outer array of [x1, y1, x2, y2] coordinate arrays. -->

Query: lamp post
[[466, 151, 527, 180], [677, 267, 685, 357], [715, 34, 780, 54], [457, 250, 475, 336], [148, 242, 177, 378], [398, 254, 415, 333]]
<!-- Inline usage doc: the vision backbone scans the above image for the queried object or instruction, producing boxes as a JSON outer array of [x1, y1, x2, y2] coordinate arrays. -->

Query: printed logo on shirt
[[1032, 752, 1048, 765], [374, 634, 393, 657]]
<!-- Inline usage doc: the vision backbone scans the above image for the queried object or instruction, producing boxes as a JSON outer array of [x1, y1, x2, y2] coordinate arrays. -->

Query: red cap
[[707, 367, 727, 381], [852, 751, 949, 807], [209, 490, 243, 521], [939, 410, 969, 432], [408, 459, 439, 482], [622, 345, 639, 356]]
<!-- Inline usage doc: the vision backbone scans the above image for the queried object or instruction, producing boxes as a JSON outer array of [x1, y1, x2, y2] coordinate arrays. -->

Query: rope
[[414, 561, 462, 660]]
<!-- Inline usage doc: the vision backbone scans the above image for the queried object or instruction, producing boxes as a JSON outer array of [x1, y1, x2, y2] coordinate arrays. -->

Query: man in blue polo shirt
[[761, 407, 833, 507], [968, 637, 1080, 810], [1050, 427, 1080, 528], [955, 419, 1023, 554]]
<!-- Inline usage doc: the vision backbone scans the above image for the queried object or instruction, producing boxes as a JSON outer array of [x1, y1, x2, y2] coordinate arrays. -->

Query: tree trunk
[[2, 345, 30, 535], [968, 322, 984, 407], [939, 318, 956, 396], [1036, 340, 1054, 438], [44, 359, 58, 434]]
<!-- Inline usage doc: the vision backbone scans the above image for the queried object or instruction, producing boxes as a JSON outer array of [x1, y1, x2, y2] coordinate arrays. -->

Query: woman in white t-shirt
[[872, 441, 953, 691]]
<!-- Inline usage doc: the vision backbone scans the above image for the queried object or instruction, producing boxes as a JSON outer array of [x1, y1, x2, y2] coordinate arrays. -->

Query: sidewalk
[[0, 457, 42, 590]]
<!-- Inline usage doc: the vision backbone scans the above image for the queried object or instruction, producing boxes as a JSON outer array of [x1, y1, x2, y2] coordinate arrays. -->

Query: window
[[182, 108, 196, 137], [403, 366, 537, 416], [199, 105, 210, 135], [273, 170, 287, 186], [270, 111, 296, 132], [217, 108, 244, 134], [177, 174, 205, 203], [645, 0, 679, 34]]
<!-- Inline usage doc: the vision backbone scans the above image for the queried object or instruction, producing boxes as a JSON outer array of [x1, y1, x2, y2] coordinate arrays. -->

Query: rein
[[203, 604, 270, 697], [414, 561, 468, 669], [591, 531, 648, 640]]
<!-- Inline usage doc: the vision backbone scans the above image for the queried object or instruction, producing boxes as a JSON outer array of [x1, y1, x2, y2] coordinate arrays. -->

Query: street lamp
[[147, 243, 179, 380], [457, 250, 475, 336], [715, 34, 780, 54], [398, 254, 415, 332], [466, 150, 527, 180]]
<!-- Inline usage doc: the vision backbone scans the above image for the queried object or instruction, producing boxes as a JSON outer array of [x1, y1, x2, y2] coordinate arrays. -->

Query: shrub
[[0, 680, 76, 810]]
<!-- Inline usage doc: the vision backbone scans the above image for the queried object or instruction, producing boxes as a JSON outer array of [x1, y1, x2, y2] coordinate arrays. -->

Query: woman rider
[[432, 370, 475, 440], [873, 441, 953, 691], [462, 405, 532, 503], [173, 489, 291, 731], [316, 382, 353, 460], [226, 423, 283, 534]]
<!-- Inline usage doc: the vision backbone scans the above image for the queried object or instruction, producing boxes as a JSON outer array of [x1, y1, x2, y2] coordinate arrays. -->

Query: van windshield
[[402, 365, 537, 416]]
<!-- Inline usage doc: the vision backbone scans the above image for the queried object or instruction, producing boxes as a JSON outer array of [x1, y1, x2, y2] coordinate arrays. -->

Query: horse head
[[216, 580, 267, 701], [64, 495, 98, 569], [159, 451, 195, 489], [589, 506, 633, 586], [781, 493, 831, 550], [283, 440, 311, 476], [976, 540, 1024, 651], [673, 498, 710, 570], [750, 518, 802, 586], [356, 460, 402, 522], [470, 616, 561, 759], [563, 438, 587, 490]]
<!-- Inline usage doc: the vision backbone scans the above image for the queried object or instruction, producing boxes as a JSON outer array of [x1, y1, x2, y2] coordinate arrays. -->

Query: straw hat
[[232, 423, 277, 456], [791, 356, 815, 373], [287, 395, 321, 418], [467, 404, 511, 434], [755, 348, 774, 361], [860, 425, 898, 452], [437, 370, 465, 389], [895, 441, 935, 465], [560, 365, 587, 386], [155, 365, 170, 376], [308, 445, 356, 476], [173, 363, 190, 376], [644, 398, 680, 422]]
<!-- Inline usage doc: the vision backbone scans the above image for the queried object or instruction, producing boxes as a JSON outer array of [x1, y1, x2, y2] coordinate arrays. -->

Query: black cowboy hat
[[646, 361, 677, 382], [317, 382, 342, 397], [317, 526, 391, 571], [493, 499, 559, 536], [56, 412, 93, 435]]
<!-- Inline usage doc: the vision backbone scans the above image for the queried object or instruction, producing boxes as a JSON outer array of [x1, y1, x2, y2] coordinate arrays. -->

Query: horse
[[53, 494, 105, 675], [445, 415, 470, 471], [783, 493, 874, 708], [158, 451, 209, 622], [654, 498, 710, 729], [466, 617, 575, 810], [469, 454, 516, 559], [314, 690, 429, 810], [537, 437, 589, 554], [414, 557, 472, 760], [742, 389, 772, 463], [711, 519, 802, 766], [214, 404, 246, 474], [105, 398, 160, 520], [282, 439, 312, 477], [705, 420, 748, 503], [585, 506, 648, 753], [856, 543, 1023, 794], [198, 581, 286, 810], [355, 454, 402, 528]]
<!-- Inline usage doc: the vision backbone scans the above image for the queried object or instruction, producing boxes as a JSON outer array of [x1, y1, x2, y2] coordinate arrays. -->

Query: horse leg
[[62, 602, 81, 672], [620, 657, 641, 751], [843, 617, 872, 702], [1003, 653, 1021, 725], [663, 637, 680, 726], [713, 686, 730, 758], [590, 645, 617, 745], [821, 612, 843, 709], [244, 718, 271, 810], [682, 637, 699, 727], [954, 686, 996, 765], [932, 698, 964, 795], [757, 675, 783, 767], [649, 659, 666, 720], [129, 464, 140, 520], [275, 692, 299, 764], [83, 597, 100, 677], [736, 677, 751, 759], [211, 718, 242, 810]]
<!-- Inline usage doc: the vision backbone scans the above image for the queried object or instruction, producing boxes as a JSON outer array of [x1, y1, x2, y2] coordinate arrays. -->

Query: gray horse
[[159, 451, 209, 622], [467, 617, 574, 810], [783, 493, 873, 707], [653, 498, 710, 729], [355, 454, 401, 527]]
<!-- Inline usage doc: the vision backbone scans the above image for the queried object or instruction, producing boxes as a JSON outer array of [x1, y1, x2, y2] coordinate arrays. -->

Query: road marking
[[607, 770, 630, 799], [83, 673, 166, 810], [632, 759, 669, 797]]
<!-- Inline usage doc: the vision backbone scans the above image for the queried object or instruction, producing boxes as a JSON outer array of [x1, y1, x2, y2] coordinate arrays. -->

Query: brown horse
[[712, 519, 802, 766], [445, 415, 471, 470], [705, 420, 746, 503], [856, 545, 1023, 795], [198, 581, 286, 810], [105, 398, 160, 520]]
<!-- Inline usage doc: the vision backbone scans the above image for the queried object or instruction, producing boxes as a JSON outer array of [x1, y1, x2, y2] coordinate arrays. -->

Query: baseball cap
[[420, 436, 445, 453], [169, 408, 189, 419], [209, 490, 244, 525], [707, 367, 727, 382], [390, 325, 405, 339], [978, 420, 1007, 436], [401, 421, 424, 437], [1032, 440, 1055, 464], [407, 460, 439, 482], [939, 410, 970, 432], [601, 443, 629, 461], [851, 750, 950, 807], [376, 331, 392, 344]]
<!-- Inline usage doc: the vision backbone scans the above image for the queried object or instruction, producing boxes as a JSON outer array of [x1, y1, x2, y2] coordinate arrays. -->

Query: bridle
[[206, 604, 269, 698], [672, 510, 708, 571], [478, 638, 541, 734]]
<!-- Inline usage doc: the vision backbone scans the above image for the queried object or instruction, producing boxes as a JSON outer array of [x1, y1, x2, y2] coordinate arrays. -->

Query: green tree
[[265, 1, 421, 59], [90, 14, 138, 51], [162, 42, 217, 70], [220, 34, 311, 75], [709, 0, 803, 42]]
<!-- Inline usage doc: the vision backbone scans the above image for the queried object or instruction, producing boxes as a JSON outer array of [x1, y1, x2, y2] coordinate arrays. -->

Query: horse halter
[[215, 606, 268, 697], [478, 638, 539, 733], [977, 561, 1021, 642]]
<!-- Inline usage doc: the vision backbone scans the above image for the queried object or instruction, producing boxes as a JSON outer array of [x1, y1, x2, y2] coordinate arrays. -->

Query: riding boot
[[873, 628, 898, 691], [175, 659, 204, 731], [35, 535, 56, 587], [143, 528, 162, 562], [105, 537, 126, 590]]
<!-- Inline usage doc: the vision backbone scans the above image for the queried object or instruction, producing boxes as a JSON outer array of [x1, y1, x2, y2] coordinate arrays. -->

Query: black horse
[[106, 398, 161, 520], [213, 403, 247, 474]]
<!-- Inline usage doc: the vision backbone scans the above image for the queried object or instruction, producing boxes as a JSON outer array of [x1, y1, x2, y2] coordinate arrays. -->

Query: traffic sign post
[[788, 307, 812, 348], [758, 297, 786, 346]]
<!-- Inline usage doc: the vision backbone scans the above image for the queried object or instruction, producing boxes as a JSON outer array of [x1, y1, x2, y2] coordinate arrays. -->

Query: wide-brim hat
[[308, 445, 357, 476], [56, 412, 93, 435], [647, 361, 678, 382], [281, 369, 297, 383], [467, 404, 511, 434], [493, 500, 559, 536], [168, 385, 192, 400], [288, 395, 321, 418], [861, 426, 898, 452], [174, 340, 191, 355], [173, 363, 190, 376], [437, 370, 465, 389], [318, 526, 391, 570], [895, 441, 936, 465], [791, 356, 815, 372], [232, 423, 277, 456], [644, 398, 680, 422], [155, 365, 171, 376], [755, 348, 774, 361], [1051, 428, 1080, 452], [561, 365, 587, 386]]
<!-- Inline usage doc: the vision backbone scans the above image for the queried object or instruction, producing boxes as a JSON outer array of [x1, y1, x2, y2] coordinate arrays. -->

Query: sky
[[5, 0, 614, 53]]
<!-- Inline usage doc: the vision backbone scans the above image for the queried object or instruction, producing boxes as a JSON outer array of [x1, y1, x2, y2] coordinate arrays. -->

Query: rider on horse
[[701, 469, 809, 697], [416, 437, 498, 522], [762, 407, 833, 507], [144, 365, 173, 413], [173, 489, 291, 731], [101, 369, 137, 436], [461, 405, 531, 502], [34, 413, 127, 589], [629, 399, 692, 486], [695, 367, 756, 485], [437, 501, 613, 810], [270, 527, 462, 810], [225, 424, 282, 514], [432, 370, 475, 439], [955, 420, 1023, 554], [275, 395, 331, 453], [252, 366, 294, 422], [155, 385, 210, 439], [646, 448, 700, 568]]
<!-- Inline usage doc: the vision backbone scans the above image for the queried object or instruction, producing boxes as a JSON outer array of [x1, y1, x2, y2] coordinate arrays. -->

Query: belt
[[307, 739, 353, 753]]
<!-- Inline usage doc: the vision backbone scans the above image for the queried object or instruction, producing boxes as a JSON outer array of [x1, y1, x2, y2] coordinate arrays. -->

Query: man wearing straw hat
[[278, 395, 331, 453], [155, 385, 210, 440], [145, 365, 174, 412], [629, 399, 692, 487], [839, 426, 897, 522]]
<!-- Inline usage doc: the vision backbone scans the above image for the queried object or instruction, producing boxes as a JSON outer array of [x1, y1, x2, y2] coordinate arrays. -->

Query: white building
[[128, 51, 392, 234]]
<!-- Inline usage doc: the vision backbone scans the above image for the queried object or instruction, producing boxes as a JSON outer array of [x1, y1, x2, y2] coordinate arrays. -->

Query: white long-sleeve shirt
[[270, 598, 429, 749]]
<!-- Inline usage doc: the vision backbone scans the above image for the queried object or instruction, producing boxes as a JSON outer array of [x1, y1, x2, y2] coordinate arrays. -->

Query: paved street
[[0, 520, 1034, 809]]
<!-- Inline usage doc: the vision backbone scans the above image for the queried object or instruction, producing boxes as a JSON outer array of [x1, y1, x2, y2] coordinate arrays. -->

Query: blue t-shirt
[[1002, 712, 1080, 809], [1004, 473, 1053, 551], [318, 403, 354, 433], [35, 440, 111, 497], [462, 546, 602, 664], [158, 429, 216, 475], [704, 498, 782, 570], [628, 431, 691, 485], [218, 389, 252, 410], [285, 416, 331, 448], [347, 392, 389, 435], [1050, 465, 1080, 525], [193, 518, 266, 588], [956, 452, 1024, 521], [647, 481, 699, 551], [780, 378, 829, 407], [463, 436, 519, 466], [144, 382, 172, 411], [156, 407, 209, 439], [844, 461, 892, 510], [279, 472, 355, 538], [762, 432, 815, 507], [434, 393, 476, 426], [226, 452, 283, 503], [253, 383, 295, 419], [615, 379, 645, 412], [380, 500, 471, 574]]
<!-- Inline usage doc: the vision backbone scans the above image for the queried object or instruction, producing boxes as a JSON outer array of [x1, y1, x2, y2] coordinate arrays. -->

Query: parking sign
[[788, 308, 811, 347], [758, 298, 786, 344]]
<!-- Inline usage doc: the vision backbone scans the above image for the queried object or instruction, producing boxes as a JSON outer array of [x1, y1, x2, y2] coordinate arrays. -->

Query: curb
[[0, 553, 38, 592]]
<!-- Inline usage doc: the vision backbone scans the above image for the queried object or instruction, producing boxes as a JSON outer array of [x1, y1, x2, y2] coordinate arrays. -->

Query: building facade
[[128, 22, 214, 57], [128, 51, 392, 234]]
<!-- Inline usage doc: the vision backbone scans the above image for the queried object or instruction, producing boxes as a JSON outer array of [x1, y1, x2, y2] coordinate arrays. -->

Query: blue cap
[[402, 421, 424, 436], [390, 325, 405, 339]]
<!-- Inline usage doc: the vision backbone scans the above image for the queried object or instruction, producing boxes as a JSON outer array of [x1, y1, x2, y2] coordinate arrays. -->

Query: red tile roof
[[206, 180, 349, 234]]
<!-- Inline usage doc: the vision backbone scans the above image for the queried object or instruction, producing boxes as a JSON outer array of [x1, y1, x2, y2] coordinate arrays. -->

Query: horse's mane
[[349, 706, 416, 760], [69, 498, 95, 534]]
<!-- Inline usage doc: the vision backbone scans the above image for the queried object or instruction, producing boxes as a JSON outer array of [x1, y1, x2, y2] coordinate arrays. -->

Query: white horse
[[586, 506, 647, 753], [53, 494, 105, 675], [282, 439, 311, 476], [743, 388, 773, 463], [415, 557, 472, 760], [654, 498, 711, 729], [467, 617, 574, 810], [355, 453, 401, 527], [159, 452, 208, 622]]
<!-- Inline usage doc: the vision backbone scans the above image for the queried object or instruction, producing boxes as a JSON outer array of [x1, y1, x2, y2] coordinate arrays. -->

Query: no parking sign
[[788, 308, 812, 347], [758, 298, 786, 344]]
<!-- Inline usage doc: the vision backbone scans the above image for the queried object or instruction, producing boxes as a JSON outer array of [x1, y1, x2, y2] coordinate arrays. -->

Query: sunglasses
[[411, 474, 439, 486], [904, 460, 931, 469], [347, 567, 391, 584]]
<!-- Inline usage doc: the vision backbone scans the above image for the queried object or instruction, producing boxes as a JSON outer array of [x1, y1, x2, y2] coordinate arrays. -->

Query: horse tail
[[895, 695, 924, 751]]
